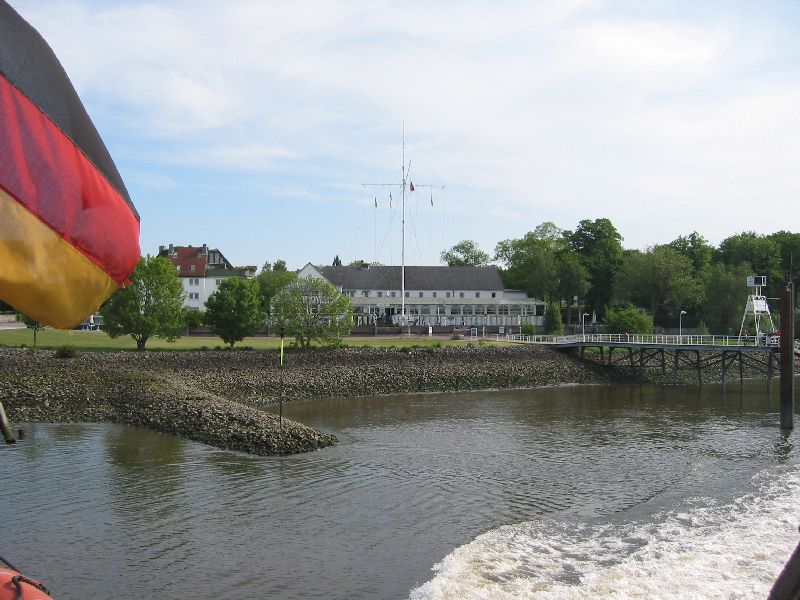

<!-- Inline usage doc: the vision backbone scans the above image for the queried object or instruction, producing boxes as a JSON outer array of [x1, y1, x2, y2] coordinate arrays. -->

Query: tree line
[[96, 256, 351, 350], [441, 220, 800, 335]]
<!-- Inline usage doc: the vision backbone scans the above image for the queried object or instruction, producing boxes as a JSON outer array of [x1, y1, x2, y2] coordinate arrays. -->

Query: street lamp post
[[582, 313, 590, 337], [679, 310, 687, 340]]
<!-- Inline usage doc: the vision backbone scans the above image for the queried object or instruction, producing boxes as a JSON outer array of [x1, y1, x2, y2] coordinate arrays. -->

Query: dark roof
[[158, 244, 233, 277], [319, 265, 504, 291], [166, 246, 208, 276]]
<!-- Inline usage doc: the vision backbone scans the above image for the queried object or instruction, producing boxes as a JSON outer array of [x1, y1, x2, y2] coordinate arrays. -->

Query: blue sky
[[15, 0, 800, 270]]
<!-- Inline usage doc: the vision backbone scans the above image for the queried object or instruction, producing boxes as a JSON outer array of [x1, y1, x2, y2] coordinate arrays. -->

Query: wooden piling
[[721, 352, 728, 392], [0, 400, 16, 444], [768, 350, 774, 395], [739, 351, 744, 389], [696, 350, 702, 387], [780, 281, 795, 429], [673, 350, 679, 385]]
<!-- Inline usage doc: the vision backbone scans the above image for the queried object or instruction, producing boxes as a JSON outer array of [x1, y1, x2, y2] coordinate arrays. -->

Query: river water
[[1, 382, 798, 599]]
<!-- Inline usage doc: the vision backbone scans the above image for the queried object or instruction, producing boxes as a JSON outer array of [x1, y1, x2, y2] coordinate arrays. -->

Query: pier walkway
[[494, 333, 799, 387]]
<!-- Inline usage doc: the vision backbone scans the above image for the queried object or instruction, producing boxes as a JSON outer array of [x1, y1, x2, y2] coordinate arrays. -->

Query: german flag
[[0, 1, 140, 329]]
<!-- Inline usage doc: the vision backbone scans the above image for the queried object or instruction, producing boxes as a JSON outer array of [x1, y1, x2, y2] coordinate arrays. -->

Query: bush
[[184, 310, 205, 329], [55, 345, 79, 359], [520, 323, 536, 336], [604, 305, 653, 334]]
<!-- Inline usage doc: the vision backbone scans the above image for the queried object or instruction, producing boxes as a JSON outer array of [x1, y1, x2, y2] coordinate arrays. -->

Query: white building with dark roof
[[298, 262, 544, 328], [158, 244, 256, 310]]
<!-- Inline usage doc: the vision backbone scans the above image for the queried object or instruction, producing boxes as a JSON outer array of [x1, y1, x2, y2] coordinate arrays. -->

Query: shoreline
[[1, 345, 793, 455]]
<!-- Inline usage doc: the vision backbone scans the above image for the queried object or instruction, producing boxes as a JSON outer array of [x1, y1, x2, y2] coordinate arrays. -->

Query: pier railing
[[498, 333, 782, 348]]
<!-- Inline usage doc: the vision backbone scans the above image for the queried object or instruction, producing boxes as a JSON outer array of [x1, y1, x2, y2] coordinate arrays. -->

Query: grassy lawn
[[0, 327, 499, 351]]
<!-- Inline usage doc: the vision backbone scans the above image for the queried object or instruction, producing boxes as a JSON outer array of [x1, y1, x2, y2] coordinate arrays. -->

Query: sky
[[13, 0, 800, 271]]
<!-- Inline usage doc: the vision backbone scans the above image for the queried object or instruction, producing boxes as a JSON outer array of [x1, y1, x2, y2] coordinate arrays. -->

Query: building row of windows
[[347, 290, 498, 299], [187, 278, 224, 286]]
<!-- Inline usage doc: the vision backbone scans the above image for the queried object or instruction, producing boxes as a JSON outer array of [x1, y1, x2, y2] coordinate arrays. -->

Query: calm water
[[1, 382, 798, 599]]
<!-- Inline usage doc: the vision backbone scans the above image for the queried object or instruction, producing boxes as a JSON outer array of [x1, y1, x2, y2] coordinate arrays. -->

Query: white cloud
[[14, 0, 800, 264]]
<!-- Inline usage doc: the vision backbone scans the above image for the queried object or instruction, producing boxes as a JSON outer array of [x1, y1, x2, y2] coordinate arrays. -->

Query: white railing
[[497, 333, 783, 348]]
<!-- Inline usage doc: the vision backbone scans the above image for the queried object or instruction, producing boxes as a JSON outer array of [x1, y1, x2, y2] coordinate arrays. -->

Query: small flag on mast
[[389, 192, 393, 208], [374, 196, 377, 208], [409, 181, 415, 192], [431, 192, 434, 207]]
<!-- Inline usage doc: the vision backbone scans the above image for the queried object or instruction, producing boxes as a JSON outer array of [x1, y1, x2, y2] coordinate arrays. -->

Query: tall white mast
[[401, 122, 406, 323], [362, 126, 443, 328]]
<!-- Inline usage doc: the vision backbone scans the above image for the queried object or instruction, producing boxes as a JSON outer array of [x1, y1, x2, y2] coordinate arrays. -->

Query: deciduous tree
[[440, 240, 491, 267], [566, 218, 624, 318], [205, 278, 265, 347], [701, 262, 751, 334], [669, 231, 713, 277], [100, 256, 186, 350], [495, 223, 563, 301], [616, 245, 703, 322], [256, 260, 298, 319], [20, 314, 44, 346], [271, 278, 352, 348]]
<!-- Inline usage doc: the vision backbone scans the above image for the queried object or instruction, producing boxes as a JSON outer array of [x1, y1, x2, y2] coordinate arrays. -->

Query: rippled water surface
[[1, 382, 797, 599]]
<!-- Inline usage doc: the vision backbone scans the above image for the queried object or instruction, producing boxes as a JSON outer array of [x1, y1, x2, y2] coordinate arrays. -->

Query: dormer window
[[190, 264, 196, 272]]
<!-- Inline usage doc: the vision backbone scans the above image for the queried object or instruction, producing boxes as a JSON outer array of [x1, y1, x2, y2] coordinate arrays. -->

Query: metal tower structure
[[738, 275, 775, 340]]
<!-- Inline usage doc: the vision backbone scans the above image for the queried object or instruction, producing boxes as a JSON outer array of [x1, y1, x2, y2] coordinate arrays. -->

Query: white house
[[159, 244, 256, 310], [298, 262, 545, 328]]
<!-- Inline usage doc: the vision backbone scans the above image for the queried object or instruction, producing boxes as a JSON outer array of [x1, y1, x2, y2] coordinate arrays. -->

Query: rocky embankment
[[2, 344, 795, 455], [0, 344, 609, 454]]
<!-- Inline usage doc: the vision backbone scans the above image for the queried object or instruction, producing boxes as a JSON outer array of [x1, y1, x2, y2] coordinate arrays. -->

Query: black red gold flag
[[0, 1, 140, 328]]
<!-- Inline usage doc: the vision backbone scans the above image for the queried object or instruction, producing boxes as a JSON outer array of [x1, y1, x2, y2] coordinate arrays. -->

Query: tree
[[256, 261, 298, 319], [543, 301, 563, 335], [332, 255, 342, 266], [669, 231, 713, 277], [717, 232, 781, 297], [604, 305, 654, 334], [271, 277, 353, 348], [205, 278, 265, 347], [100, 255, 186, 350], [615, 245, 703, 323], [495, 223, 564, 301], [566, 219, 624, 318], [20, 314, 44, 346], [767, 230, 800, 283], [260, 259, 289, 273], [557, 249, 590, 325], [701, 261, 751, 334], [440, 240, 491, 267]]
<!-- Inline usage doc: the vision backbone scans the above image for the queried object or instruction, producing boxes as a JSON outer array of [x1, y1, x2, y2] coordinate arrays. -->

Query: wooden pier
[[501, 331, 798, 427]]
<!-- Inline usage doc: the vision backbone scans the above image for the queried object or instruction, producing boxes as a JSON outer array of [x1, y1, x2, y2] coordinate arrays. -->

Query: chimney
[[158, 245, 165, 254], [168, 243, 174, 256]]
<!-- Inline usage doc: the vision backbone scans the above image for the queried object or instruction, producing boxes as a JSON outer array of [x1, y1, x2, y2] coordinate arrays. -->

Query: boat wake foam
[[410, 465, 800, 599]]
